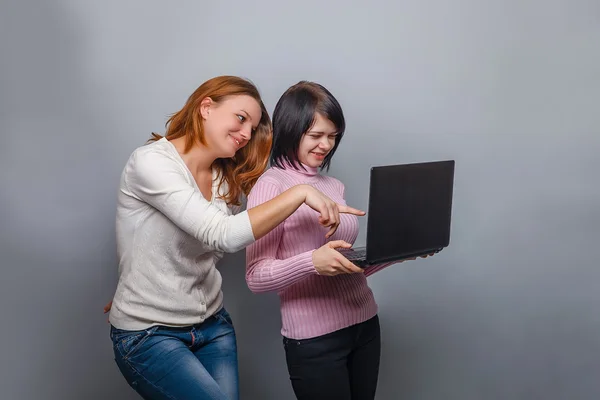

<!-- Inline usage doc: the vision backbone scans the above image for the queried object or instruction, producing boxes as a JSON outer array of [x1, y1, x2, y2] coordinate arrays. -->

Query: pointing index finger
[[337, 204, 366, 216]]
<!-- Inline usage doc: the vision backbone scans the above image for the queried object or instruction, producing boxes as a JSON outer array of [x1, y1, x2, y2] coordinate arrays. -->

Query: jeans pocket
[[283, 337, 304, 352], [214, 308, 234, 327], [112, 326, 158, 359]]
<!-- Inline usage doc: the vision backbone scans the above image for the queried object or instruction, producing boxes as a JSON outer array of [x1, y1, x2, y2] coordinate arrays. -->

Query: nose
[[240, 125, 252, 141], [319, 136, 332, 151]]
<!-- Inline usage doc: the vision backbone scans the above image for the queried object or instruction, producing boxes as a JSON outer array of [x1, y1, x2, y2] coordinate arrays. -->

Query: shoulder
[[126, 139, 184, 176], [253, 167, 288, 192], [247, 168, 288, 206], [122, 139, 189, 191]]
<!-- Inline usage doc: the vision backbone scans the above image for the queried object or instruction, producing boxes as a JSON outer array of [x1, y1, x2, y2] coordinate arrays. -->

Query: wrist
[[311, 250, 321, 274], [292, 184, 310, 203]]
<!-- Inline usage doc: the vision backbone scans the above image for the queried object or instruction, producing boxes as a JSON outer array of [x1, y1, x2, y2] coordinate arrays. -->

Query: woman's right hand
[[301, 185, 366, 238], [312, 240, 364, 276]]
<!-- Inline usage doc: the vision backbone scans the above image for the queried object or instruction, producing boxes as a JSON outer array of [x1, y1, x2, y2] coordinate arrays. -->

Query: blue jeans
[[110, 308, 239, 400]]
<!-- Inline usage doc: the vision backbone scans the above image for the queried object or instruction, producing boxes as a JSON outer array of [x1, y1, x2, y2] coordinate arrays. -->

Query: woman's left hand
[[103, 300, 112, 315]]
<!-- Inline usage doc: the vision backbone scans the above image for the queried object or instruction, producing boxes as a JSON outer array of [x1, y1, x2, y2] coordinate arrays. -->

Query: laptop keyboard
[[340, 248, 366, 261]]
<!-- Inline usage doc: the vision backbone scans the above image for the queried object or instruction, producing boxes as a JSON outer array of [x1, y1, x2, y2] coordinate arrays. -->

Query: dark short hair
[[270, 81, 345, 171]]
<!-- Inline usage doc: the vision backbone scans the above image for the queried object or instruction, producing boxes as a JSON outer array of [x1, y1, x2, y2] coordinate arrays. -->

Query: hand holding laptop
[[312, 240, 364, 276]]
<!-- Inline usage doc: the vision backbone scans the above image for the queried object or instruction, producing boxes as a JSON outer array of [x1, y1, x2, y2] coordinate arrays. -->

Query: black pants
[[283, 315, 381, 400]]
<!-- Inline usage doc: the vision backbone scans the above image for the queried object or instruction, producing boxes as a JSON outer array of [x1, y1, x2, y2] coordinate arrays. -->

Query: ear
[[199, 97, 213, 119]]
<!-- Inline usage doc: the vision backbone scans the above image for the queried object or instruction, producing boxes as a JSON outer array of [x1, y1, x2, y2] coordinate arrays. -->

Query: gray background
[[1, 0, 599, 399]]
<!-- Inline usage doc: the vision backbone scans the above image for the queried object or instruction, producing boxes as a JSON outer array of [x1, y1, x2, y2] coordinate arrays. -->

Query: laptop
[[338, 160, 455, 268]]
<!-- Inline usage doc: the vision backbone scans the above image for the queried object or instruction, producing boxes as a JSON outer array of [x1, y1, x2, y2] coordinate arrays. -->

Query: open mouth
[[230, 135, 241, 147]]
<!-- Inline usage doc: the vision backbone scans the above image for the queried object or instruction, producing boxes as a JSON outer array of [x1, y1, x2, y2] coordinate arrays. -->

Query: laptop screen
[[365, 160, 455, 263]]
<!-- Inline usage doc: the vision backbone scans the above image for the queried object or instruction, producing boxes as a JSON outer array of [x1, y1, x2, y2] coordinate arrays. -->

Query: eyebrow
[[240, 110, 252, 121], [240, 109, 260, 130], [308, 130, 338, 135]]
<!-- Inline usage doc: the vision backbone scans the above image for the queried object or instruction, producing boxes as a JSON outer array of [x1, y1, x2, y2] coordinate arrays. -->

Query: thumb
[[327, 240, 352, 249]]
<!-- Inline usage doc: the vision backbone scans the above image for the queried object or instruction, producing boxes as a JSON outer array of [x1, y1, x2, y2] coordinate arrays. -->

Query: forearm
[[247, 185, 307, 240], [246, 251, 317, 293]]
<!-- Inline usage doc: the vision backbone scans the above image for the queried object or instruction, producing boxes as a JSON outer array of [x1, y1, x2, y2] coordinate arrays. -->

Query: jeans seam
[[210, 324, 235, 344], [215, 312, 233, 327], [115, 327, 180, 400], [122, 326, 159, 360], [119, 354, 179, 400]]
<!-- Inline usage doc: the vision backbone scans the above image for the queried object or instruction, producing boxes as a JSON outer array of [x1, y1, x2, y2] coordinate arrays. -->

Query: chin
[[225, 145, 239, 159], [216, 150, 237, 160], [311, 158, 325, 167]]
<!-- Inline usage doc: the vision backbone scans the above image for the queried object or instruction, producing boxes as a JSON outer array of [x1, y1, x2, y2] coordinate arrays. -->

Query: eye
[[237, 114, 246, 123]]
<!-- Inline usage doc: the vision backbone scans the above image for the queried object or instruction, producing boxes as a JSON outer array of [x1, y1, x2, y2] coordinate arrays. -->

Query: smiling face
[[270, 81, 345, 171], [200, 94, 262, 158], [298, 113, 339, 168]]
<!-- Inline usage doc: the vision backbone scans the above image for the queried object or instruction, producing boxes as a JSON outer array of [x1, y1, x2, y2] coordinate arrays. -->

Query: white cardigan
[[109, 138, 255, 330]]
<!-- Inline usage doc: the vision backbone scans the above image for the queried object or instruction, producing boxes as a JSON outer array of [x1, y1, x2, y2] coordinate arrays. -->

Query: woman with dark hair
[[106, 76, 365, 400], [246, 81, 423, 400]]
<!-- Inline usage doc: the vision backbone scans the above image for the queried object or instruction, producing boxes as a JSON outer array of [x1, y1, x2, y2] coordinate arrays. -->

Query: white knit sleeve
[[123, 148, 255, 253]]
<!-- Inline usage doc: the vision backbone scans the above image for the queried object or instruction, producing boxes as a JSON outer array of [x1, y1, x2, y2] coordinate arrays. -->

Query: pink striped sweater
[[245, 163, 393, 340]]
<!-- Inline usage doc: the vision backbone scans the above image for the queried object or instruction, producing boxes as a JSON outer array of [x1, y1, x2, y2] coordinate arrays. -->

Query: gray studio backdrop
[[1, 1, 599, 399]]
